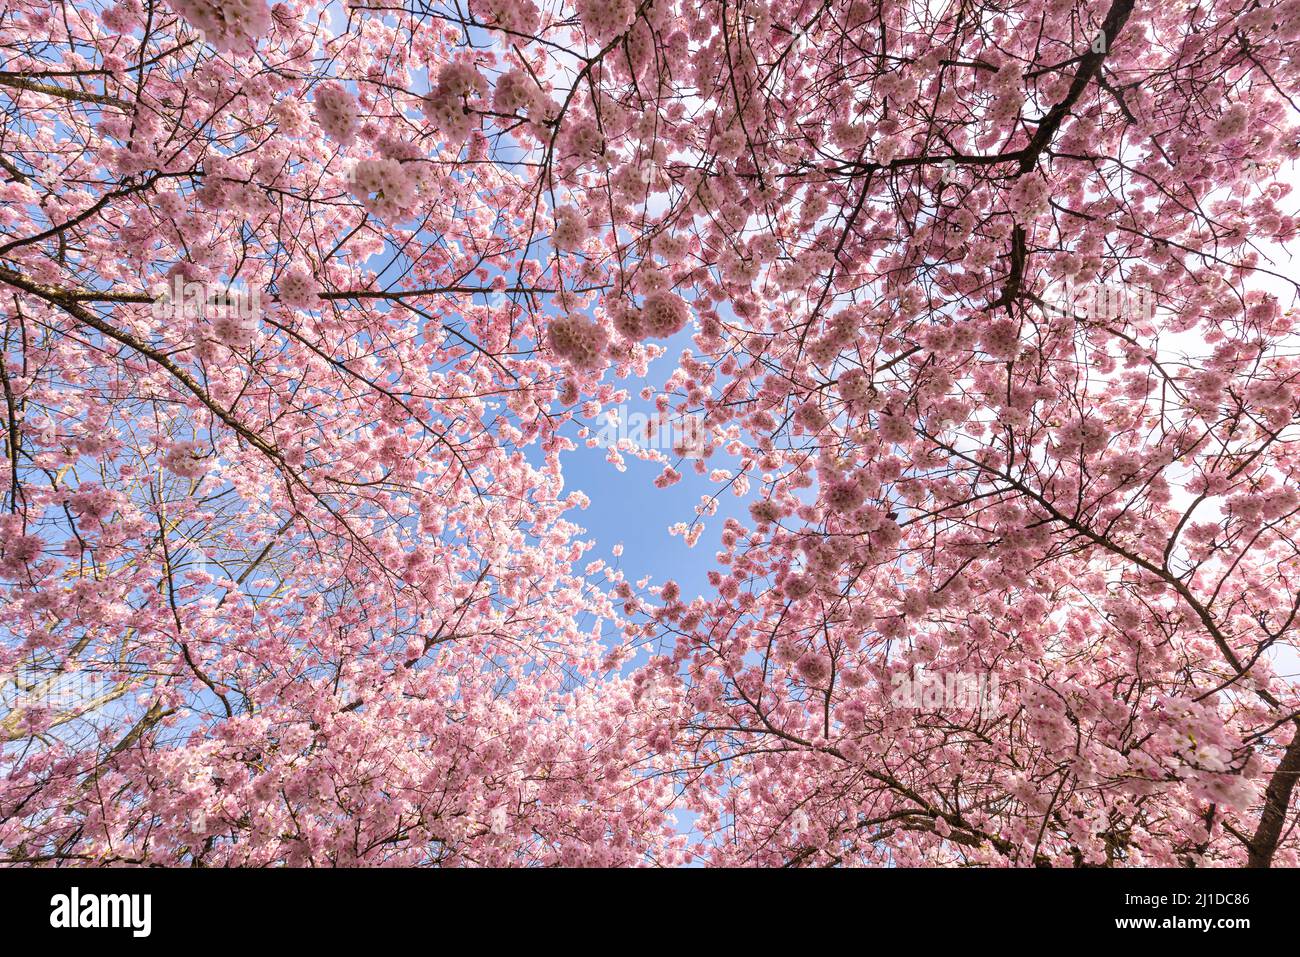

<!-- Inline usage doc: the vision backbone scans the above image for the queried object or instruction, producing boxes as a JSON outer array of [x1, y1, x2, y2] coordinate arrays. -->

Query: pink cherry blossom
[[0, 0, 1298, 872]]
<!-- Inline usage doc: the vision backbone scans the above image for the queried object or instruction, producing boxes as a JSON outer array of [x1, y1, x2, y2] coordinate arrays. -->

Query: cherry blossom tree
[[0, 0, 686, 866], [2, 0, 1299, 868], [608, 0, 1300, 867]]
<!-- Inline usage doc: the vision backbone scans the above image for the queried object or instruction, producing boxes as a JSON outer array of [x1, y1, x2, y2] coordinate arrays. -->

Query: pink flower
[[278, 266, 318, 309], [548, 314, 609, 370], [313, 81, 359, 145], [795, 651, 832, 686], [641, 291, 689, 338]]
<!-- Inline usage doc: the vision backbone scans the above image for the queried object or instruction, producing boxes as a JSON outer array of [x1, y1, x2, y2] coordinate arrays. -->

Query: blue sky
[[544, 334, 754, 617]]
